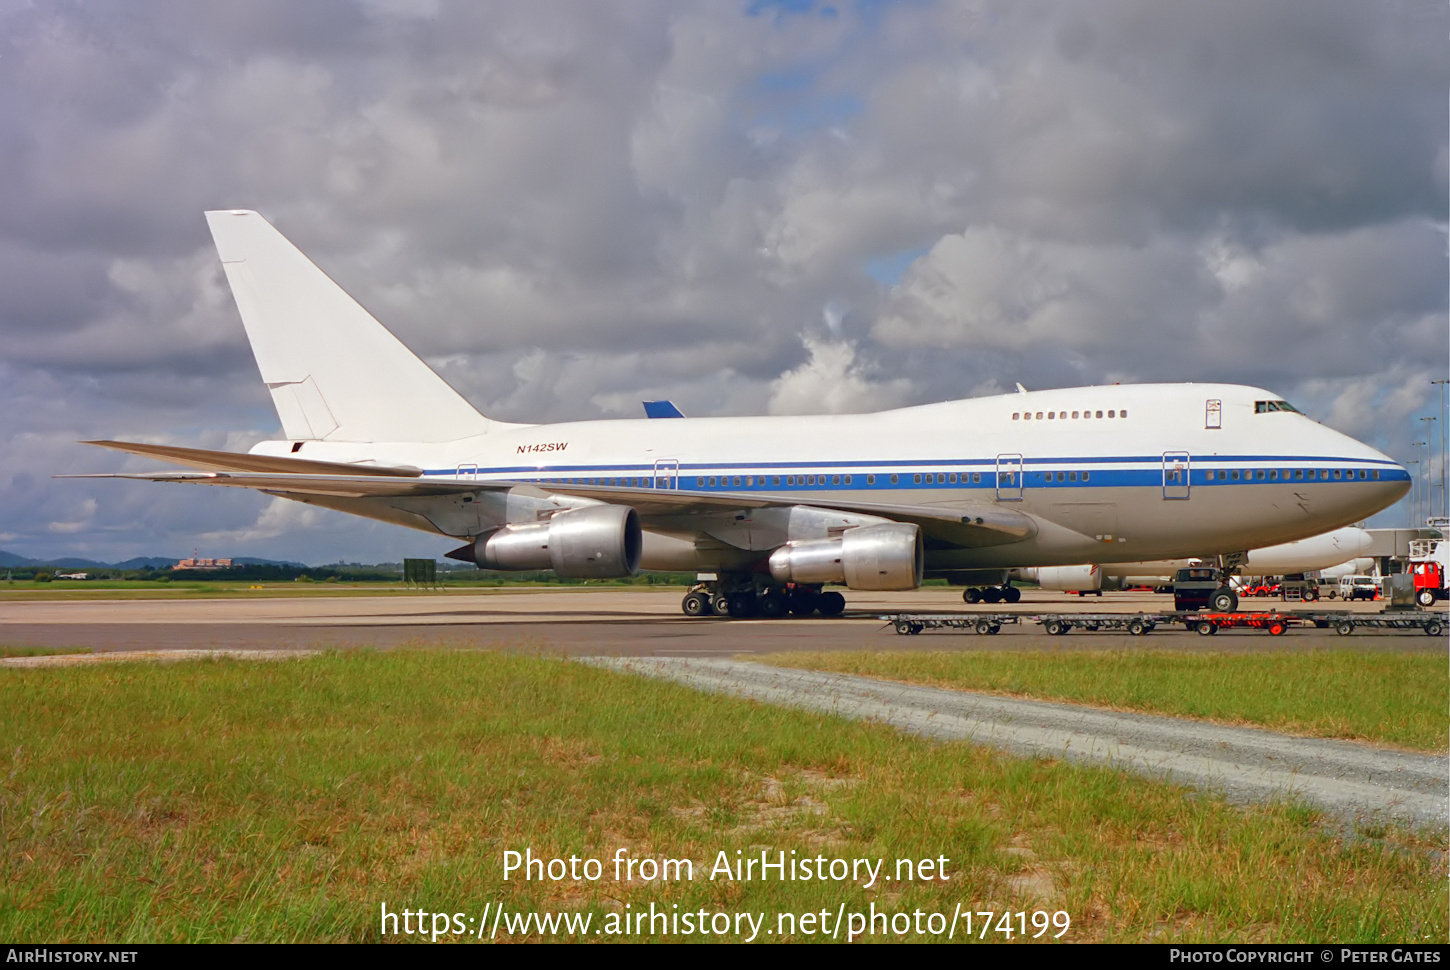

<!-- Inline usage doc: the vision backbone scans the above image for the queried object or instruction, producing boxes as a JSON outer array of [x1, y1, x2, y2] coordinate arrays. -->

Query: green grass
[[758, 650, 1449, 752], [0, 646, 92, 658], [0, 581, 690, 600], [0, 650, 1442, 943]]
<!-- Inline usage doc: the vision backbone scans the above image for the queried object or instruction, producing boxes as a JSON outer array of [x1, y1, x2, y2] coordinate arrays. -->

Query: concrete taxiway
[[0, 588, 1439, 655]]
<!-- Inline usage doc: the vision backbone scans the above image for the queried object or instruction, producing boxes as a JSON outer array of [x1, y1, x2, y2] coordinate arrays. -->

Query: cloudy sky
[[2, 0, 1446, 564]]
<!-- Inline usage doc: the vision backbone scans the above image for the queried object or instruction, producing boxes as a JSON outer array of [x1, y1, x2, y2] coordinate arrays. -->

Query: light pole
[[1407, 460, 1420, 527], [1420, 417, 1437, 524], [1434, 379, 1449, 519]]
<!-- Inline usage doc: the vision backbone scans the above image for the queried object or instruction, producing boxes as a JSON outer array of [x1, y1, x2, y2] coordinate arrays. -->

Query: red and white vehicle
[[1409, 538, 1449, 608]]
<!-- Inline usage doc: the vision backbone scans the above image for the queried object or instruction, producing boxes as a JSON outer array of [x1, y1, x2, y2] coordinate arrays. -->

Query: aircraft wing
[[70, 442, 1035, 548]]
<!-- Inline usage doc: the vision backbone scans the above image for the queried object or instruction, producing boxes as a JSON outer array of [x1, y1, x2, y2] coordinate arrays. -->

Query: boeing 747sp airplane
[[71, 210, 1410, 618]]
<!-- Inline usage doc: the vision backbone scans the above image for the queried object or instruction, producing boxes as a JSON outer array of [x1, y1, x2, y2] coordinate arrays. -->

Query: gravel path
[[587, 657, 1449, 830]]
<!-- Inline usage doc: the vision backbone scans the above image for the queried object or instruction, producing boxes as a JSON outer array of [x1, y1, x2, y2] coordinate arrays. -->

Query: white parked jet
[[72, 210, 1410, 617]]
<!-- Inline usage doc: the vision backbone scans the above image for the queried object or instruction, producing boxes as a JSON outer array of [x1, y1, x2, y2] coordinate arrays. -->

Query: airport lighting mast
[[1407, 459, 1421, 527], [1420, 417, 1438, 525], [1433, 379, 1448, 519]]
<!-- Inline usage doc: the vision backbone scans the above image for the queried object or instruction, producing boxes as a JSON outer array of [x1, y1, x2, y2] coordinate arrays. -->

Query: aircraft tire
[[788, 591, 818, 616], [711, 592, 731, 615], [962, 588, 981, 604], [681, 591, 711, 617], [1003, 586, 1021, 603], [1210, 588, 1238, 613], [1418, 588, 1438, 608], [727, 592, 758, 618], [758, 591, 788, 618], [817, 591, 846, 616], [982, 587, 1003, 604]]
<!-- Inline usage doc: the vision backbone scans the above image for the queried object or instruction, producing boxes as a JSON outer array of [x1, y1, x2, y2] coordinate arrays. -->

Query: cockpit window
[[1254, 400, 1301, 414]]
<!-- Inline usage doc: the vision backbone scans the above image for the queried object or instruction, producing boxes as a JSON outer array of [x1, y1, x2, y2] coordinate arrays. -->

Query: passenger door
[[1162, 451, 1190, 500], [995, 453, 1023, 502]]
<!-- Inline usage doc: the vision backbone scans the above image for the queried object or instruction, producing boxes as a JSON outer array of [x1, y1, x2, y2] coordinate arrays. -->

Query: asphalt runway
[[2, 588, 1441, 655]]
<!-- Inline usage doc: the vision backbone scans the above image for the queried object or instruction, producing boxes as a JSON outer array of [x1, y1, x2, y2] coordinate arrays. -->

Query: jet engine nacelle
[[475, 505, 641, 578], [1032, 564, 1103, 592], [767, 523, 922, 591]]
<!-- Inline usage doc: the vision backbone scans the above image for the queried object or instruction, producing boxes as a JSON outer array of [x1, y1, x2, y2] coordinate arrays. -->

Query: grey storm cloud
[[0, 0, 1443, 563]]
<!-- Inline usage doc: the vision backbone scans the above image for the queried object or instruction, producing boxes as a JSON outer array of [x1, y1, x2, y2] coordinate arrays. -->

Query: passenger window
[[1293, 470, 1303, 480], [948, 473, 957, 484], [1108, 410, 1115, 418], [1013, 412, 1020, 420], [1081, 472, 1089, 481], [972, 472, 981, 483], [1120, 409, 1127, 418], [1071, 411, 1079, 419], [866, 474, 875, 485], [844, 475, 852, 485], [1024, 412, 1032, 420], [1256, 470, 1265, 480], [1332, 469, 1341, 480], [1231, 470, 1240, 480], [1269, 470, 1278, 480], [890, 474, 898, 484], [1048, 412, 1055, 420], [1036, 412, 1043, 420], [1069, 471, 1077, 482], [1095, 410, 1103, 418], [1056, 472, 1065, 482], [708, 477, 717, 486], [1372, 470, 1380, 479], [913, 474, 922, 484], [832, 475, 840, 485]]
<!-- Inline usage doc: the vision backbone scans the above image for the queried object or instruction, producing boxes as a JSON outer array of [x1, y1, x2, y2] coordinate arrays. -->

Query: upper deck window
[[1255, 400, 1301, 414]]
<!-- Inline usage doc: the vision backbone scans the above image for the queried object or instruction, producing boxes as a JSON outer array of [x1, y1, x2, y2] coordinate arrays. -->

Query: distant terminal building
[[173, 557, 233, 570]]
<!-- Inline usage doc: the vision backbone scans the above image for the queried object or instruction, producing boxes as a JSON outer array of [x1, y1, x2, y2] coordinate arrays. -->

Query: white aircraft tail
[[205, 209, 503, 443]]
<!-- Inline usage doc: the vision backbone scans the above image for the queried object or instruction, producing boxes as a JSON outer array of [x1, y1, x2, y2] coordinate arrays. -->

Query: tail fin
[[205, 210, 506, 443]]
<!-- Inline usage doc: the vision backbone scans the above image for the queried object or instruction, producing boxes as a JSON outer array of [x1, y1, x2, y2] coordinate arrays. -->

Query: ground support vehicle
[[881, 613, 1022, 635], [1297, 610, 1444, 637], [1409, 538, 1448, 608]]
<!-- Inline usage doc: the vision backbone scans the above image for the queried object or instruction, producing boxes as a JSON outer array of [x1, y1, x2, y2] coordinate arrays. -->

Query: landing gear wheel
[[711, 593, 731, 615], [982, 587, 1003, 605], [1335, 620, 1355, 637], [1003, 585, 1021, 603], [726, 592, 758, 618], [1127, 618, 1147, 636], [681, 591, 711, 617], [1425, 619, 1444, 638], [1418, 588, 1438, 608], [1210, 588, 1238, 613], [817, 591, 846, 617], [758, 591, 788, 618], [788, 591, 818, 616], [1195, 621, 1217, 636], [962, 588, 981, 604]]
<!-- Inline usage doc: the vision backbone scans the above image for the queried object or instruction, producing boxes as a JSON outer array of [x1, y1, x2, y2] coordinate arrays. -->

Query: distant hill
[[0, 550, 307, 570]]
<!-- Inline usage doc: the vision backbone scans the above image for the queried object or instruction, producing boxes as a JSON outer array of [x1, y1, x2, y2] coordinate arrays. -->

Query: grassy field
[[0, 646, 91, 658], [0, 649, 1441, 943], [759, 650, 1448, 753]]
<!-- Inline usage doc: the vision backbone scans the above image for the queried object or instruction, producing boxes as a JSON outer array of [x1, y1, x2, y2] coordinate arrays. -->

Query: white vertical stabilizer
[[205, 209, 503, 443]]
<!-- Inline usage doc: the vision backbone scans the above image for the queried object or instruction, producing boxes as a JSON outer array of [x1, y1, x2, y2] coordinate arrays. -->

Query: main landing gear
[[961, 584, 1021, 605], [681, 579, 845, 618]]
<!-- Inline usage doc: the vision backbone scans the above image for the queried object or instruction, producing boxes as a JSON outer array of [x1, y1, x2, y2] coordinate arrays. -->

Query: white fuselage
[[251, 382, 1408, 573]]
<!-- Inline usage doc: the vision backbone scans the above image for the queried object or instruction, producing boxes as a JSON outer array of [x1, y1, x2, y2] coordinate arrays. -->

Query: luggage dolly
[[1298, 611, 1445, 637], [1182, 612, 1295, 636], [1036, 613, 1163, 636], [880, 613, 1021, 636]]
